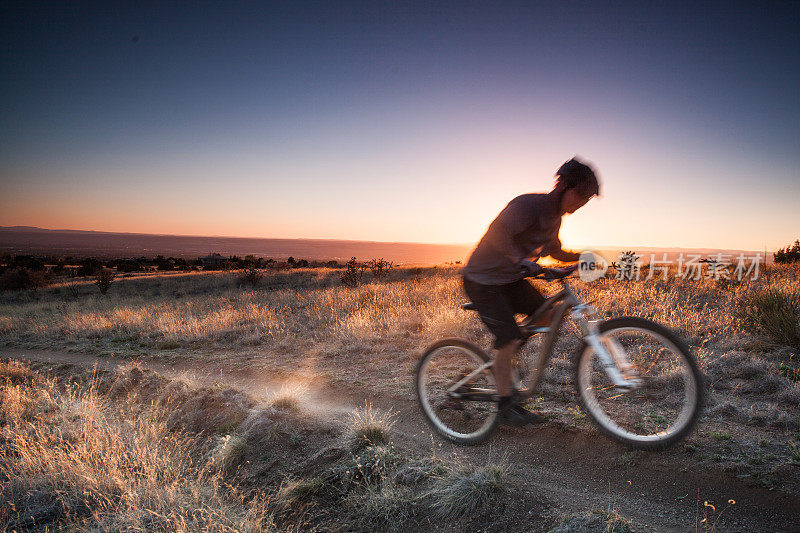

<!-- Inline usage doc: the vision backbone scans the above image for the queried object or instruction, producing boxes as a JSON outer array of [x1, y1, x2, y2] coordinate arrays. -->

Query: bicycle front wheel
[[416, 339, 499, 445], [574, 317, 703, 450]]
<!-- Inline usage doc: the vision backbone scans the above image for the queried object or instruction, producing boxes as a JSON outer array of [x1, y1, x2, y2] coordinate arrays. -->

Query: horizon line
[[0, 224, 772, 253]]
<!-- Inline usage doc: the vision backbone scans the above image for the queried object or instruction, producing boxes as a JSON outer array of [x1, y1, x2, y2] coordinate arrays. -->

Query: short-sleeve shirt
[[462, 192, 562, 285]]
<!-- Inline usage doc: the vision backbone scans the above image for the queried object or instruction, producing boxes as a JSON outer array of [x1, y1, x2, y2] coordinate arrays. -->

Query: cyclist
[[461, 157, 600, 426]]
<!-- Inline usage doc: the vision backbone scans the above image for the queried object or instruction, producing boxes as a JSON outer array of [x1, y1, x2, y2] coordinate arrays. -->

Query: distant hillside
[[0, 227, 767, 265], [0, 227, 473, 264]]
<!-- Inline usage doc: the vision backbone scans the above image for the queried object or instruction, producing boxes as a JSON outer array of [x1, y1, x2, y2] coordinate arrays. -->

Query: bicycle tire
[[416, 338, 500, 445], [574, 317, 703, 450]]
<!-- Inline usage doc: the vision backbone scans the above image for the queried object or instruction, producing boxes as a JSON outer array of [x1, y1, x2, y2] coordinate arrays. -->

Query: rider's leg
[[507, 279, 549, 327], [494, 338, 523, 397]]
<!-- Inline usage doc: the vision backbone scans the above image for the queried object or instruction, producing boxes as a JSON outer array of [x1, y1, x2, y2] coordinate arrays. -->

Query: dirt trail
[[4, 347, 798, 532]]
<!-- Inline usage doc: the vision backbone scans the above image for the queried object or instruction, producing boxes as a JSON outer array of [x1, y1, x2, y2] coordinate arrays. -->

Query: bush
[[10, 255, 45, 271], [0, 267, 50, 291], [737, 289, 800, 349], [774, 239, 800, 264], [368, 258, 394, 279], [236, 266, 264, 288], [95, 268, 116, 294], [77, 258, 103, 277], [113, 259, 142, 273], [341, 257, 367, 287]]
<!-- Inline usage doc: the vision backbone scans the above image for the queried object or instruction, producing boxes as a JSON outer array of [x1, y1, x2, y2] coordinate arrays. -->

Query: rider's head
[[553, 157, 600, 214]]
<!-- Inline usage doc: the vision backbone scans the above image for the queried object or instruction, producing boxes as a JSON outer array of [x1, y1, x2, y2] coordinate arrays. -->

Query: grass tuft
[[737, 289, 800, 349], [208, 433, 246, 473], [426, 461, 508, 520], [344, 403, 395, 450], [550, 509, 632, 532], [275, 477, 324, 509], [268, 384, 305, 411], [0, 359, 39, 385]]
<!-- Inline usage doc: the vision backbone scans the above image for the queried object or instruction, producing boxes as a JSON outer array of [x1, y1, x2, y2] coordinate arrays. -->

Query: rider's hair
[[555, 158, 600, 197]]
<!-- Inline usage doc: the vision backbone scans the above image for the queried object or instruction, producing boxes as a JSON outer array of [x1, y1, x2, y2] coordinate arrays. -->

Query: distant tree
[[95, 268, 116, 294], [326, 260, 340, 268], [77, 258, 103, 277], [113, 259, 141, 273], [155, 255, 174, 271], [775, 239, 800, 264], [51, 260, 66, 274], [296, 259, 309, 268], [172, 257, 190, 271], [287, 256, 296, 267], [0, 267, 50, 291], [11, 255, 45, 271]]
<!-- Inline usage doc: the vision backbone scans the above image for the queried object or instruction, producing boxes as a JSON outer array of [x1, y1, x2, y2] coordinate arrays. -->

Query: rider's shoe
[[498, 397, 545, 427]]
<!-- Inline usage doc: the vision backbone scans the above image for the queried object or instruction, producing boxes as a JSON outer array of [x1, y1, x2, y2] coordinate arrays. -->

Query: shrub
[[237, 266, 264, 288], [95, 268, 116, 294], [368, 258, 394, 279], [611, 250, 640, 281], [113, 259, 142, 273], [341, 257, 367, 287], [0, 267, 51, 291], [9, 255, 45, 271], [77, 258, 103, 277], [774, 239, 800, 264], [737, 289, 800, 349]]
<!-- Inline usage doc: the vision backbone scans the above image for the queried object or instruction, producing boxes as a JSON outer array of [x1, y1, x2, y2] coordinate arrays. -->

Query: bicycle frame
[[448, 276, 640, 403], [516, 277, 641, 397]]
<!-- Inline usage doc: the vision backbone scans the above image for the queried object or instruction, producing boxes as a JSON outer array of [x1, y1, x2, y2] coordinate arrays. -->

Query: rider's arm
[[549, 248, 581, 262]]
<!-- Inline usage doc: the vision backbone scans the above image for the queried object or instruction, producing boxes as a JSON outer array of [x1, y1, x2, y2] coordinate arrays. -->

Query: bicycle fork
[[573, 305, 642, 390]]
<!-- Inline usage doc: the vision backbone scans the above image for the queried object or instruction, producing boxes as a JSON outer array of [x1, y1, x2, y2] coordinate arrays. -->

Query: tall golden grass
[[0, 361, 282, 531]]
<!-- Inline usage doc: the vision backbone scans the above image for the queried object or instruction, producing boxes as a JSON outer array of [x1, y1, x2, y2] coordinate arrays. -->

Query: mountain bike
[[415, 264, 703, 449]]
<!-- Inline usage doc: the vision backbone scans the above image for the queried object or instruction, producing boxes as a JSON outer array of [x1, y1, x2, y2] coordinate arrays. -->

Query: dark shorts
[[463, 276, 546, 348]]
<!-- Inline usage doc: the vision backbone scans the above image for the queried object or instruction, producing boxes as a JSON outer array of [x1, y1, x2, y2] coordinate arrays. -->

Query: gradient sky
[[1, 1, 798, 251]]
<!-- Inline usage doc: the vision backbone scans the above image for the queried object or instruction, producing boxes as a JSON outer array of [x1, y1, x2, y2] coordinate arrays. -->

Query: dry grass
[[1, 361, 519, 531], [2, 263, 800, 490], [268, 384, 306, 412], [550, 509, 632, 532], [737, 288, 800, 349], [425, 460, 508, 520], [344, 403, 396, 451], [0, 267, 471, 354], [0, 364, 281, 531]]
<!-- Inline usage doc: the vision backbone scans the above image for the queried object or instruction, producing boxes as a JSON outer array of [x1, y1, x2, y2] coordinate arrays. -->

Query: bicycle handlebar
[[529, 263, 579, 280]]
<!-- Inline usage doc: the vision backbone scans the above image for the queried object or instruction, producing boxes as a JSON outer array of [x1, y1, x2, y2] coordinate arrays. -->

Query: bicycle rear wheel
[[416, 338, 499, 445], [574, 317, 703, 450]]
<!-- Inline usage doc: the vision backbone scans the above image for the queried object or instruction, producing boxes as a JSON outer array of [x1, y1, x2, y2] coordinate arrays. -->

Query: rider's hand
[[519, 259, 544, 277]]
